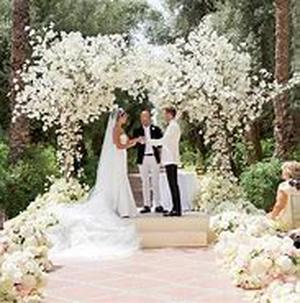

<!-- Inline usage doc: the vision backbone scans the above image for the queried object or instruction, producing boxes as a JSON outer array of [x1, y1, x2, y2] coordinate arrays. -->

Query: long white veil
[[85, 109, 119, 212], [95, 110, 118, 188], [48, 108, 138, 260]]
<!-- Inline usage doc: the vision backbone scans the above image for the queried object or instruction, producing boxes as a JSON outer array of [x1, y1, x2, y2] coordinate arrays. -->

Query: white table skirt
[[159, 170, 199, 211]]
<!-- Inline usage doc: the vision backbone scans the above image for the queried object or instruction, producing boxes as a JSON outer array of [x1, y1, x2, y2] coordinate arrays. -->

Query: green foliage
[[290, 145, 300, 163], [0, 142, 9, 211], [211, 0, 275, 72], [232, 138, 275, 176], [0, 143, 59, 218], [80, 148, 98, 188], [240, 159, 282, 211], [166, 0, 216, 38], [143, 10, 172, 44], [30, 0, 155, 36], [261, 138, 275, 159], [180, 141, 202, 169], [232, 141, 248, 175]]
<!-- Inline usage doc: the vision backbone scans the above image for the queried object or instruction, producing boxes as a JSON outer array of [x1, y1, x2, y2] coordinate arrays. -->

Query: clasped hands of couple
[[132, 136, 147, 146]]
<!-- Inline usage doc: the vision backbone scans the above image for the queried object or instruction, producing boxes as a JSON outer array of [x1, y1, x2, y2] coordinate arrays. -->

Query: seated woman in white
[[269, 161, 300, 229]]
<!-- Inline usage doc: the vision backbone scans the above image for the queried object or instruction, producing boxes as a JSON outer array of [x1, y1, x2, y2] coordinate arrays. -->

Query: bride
[[48, 108, 140, 259]]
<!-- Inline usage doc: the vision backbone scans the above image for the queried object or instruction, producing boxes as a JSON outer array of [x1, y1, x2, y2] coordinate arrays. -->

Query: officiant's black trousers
[[165, 164, 182, 214]]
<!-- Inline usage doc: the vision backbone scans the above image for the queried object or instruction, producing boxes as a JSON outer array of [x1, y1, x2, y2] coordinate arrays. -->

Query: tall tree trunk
[[273, 0, 294, 159], [9, 0, 31, 163], [291, 0, 300, 145], [245, 120, 263, 164]]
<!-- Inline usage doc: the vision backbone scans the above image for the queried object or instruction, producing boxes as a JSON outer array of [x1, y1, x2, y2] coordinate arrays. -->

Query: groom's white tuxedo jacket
[[150, 119, 181, 166]]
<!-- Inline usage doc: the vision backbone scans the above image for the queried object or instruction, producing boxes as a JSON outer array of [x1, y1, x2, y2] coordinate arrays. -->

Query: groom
[[149, 107, 182, 217]]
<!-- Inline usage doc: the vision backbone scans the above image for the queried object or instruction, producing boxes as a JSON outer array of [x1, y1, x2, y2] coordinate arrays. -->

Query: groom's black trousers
[[165, 164, 182, 214]]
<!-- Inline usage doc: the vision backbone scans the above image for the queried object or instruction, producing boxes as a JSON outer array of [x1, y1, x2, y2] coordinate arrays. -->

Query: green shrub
[[0, 142, 9, 212], [81, 154, 99, 187], [261, 138, 275, 159], [233, 141, 248, 175], [291, 145, 300, 162], [0, 144, 59, 218], [180, 143, 202, 169], [240, 159, 282, 211]]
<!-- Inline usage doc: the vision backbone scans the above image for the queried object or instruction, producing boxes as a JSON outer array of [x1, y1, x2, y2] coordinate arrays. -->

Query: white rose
[[250, 256, 272, 276], [276, 256, 295, 274], [22, 274, 37, 289]]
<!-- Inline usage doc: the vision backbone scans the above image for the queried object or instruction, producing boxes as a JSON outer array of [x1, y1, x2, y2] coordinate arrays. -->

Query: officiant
[[134, 110, 164, 214]]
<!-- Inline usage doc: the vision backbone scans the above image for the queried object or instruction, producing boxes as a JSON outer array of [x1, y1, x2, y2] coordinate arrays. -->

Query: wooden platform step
[[132, 212, 209, 248]]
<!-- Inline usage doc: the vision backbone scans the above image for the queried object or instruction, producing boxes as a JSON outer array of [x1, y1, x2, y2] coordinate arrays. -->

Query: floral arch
[[14, 19, 278, 178]]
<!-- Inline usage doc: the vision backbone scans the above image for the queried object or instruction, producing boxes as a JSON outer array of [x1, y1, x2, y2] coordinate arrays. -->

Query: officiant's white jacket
[[150, 119, 181, 166]]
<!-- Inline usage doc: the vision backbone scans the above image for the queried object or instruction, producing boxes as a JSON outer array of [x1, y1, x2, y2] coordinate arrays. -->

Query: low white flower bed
[[0, 177, 89, 302]]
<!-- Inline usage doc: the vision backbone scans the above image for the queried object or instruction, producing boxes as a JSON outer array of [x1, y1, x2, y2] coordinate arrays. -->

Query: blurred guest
[[269, 161, 300, 229]]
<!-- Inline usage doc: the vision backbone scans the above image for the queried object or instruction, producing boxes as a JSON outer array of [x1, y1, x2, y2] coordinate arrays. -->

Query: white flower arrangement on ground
[[2, 223, 54, 273], [212, 212, 283, 238], [216, 233, 300, 289], [238, 215, 284, 238], [44, 177, 90, 204], [2, 200, 58, 273], [211, 182, 300, 301], [0, 174, 107, 301], [250, 279, 300, 303], [0, 177, 81, 302], [250, 277, 300, 303], [0, 249, 46, 302], [1, 177, 89, 275], [212, 199, 261, 215], [211, 211, 246, 235], [194, 172, 244, 214]]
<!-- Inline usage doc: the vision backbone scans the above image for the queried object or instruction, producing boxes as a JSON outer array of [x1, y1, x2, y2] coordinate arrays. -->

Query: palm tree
[[273, 0, 294, 159], [8, 0, 31, 163]]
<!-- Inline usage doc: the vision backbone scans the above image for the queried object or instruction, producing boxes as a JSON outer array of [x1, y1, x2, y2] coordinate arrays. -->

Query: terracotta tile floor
[[44, 248, 246, 303]]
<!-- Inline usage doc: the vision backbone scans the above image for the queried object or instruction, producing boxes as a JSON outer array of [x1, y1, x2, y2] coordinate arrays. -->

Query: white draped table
[[159, 170, 199, 211]]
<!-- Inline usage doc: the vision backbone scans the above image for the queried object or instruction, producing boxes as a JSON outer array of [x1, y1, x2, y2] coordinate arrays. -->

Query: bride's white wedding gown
[[47, 111, 138, 260], [112, 133, 137, 218]]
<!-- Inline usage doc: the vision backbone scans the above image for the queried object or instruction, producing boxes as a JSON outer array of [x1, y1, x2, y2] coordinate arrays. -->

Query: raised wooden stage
[[131, 212, 210, 248]]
